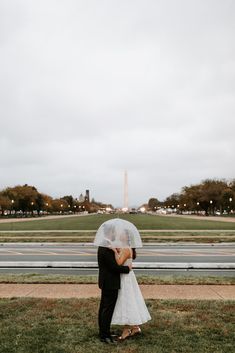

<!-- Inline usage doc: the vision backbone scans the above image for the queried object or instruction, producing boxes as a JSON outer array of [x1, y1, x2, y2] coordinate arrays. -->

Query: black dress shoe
[[100, 337, 117, 344]]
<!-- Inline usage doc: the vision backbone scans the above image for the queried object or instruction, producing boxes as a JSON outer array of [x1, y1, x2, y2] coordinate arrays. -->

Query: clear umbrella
[[93, 218, 143, 248]]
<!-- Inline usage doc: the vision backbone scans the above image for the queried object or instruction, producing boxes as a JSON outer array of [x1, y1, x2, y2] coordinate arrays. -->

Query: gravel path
[[0, 284, 234, 300]]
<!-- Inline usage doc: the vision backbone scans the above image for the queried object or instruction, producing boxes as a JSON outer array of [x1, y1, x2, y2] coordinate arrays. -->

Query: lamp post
[[209, 200, 213, 215], [228, 197, 233, 214], [11, 200, 15, 216], [31, 202, 34, 216]]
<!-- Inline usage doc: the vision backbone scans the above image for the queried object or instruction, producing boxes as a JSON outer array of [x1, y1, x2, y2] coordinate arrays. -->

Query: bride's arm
[[111, 248, 130, 265]]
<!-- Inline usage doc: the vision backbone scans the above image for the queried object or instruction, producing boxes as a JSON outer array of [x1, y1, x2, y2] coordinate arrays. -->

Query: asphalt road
[[0, 243, 234, 263], [0, 243, 234, 276]]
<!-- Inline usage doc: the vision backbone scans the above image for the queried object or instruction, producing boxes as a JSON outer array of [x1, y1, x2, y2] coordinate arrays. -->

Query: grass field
[[0, 273, 234, 285], [0, 297, 234, 353], [0, 231, 235, 243], [1, 214, 235, 231], [0, 214, 235, 243]]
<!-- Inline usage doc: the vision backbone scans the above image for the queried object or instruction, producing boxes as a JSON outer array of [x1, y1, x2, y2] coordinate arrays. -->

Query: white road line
[[0, 250, 24, 255]]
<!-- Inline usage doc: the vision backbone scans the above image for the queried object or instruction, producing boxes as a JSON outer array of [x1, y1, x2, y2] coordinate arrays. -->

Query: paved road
[[162, 214, 235, 223], [0, 243, 234, 276], [0, 243, 234, 263], [0, 213, 91, 224]]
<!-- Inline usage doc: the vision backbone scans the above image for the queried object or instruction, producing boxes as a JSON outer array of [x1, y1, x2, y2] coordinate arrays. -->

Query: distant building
[[85, 189, 90, 203], [79, 193, 85, 202], [78, 190, 90, 203]]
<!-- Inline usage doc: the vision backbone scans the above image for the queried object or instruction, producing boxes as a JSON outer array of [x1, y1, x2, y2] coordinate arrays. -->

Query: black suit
[[97, 246, 130, 339]]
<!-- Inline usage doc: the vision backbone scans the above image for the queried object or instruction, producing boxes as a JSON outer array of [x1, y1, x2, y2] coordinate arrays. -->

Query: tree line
[[148, 179, 235, 215], [0, 184, 110, 216]]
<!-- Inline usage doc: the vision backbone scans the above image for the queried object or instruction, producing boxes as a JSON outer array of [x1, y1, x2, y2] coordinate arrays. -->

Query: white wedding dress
[[111, 257, 151, 326]]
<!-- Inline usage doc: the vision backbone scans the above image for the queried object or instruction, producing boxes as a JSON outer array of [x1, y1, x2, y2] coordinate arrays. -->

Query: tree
[[177, 179, 230, 215], [148, 198, 161, 211], [2, 185, 39, 214], [51, 199, 69, 213], [0, 194, 11, 215], [163, 193, 180, 209], [40, 194, 53, 213], [61, 195, 74, 212]]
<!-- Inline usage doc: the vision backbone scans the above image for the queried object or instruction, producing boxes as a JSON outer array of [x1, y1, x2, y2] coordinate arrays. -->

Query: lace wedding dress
[[111, 257, 151, 325]]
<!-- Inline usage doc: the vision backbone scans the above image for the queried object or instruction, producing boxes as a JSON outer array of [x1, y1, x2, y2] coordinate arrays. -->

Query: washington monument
[[124, 170, 128, 210]]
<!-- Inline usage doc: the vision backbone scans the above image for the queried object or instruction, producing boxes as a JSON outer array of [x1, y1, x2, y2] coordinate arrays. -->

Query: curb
[[1, 242, 234, 247]]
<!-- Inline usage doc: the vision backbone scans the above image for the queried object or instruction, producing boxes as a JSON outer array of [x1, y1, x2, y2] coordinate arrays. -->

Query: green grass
[[0, 273, 234, 285], [0, 214, 235, 231], [1, 214, 234, 243], [0, 230, 235, 243], [0, 298, 234, 353]]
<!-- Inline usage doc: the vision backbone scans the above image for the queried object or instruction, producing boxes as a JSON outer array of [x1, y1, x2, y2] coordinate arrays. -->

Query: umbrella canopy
[[93, 218, 143, 248]]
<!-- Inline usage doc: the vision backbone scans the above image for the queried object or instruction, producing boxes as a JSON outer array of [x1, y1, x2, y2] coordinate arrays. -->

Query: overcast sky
[[0, 0, 234, 207]]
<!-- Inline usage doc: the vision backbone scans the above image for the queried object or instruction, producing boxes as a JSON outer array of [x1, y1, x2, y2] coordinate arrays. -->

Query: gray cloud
[[0, 0, 234, 207]]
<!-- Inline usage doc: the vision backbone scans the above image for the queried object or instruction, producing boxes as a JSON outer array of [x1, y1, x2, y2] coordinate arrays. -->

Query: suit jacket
[[98, 246, 130, 290]]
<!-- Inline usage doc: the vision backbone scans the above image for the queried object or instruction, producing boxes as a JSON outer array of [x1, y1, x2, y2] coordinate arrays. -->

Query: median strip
[[0, 261, 234, 269]]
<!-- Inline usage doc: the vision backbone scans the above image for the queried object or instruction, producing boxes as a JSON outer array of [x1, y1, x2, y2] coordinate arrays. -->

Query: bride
[[111, 239, 151, 340], [94, 218, 151, 342]]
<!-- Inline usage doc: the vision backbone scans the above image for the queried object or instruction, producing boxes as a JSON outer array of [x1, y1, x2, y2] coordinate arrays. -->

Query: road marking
[[0, 250, 24, 255]]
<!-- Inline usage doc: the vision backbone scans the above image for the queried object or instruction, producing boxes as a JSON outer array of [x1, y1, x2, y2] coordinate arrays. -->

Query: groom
[[97, 245, 131, 344]]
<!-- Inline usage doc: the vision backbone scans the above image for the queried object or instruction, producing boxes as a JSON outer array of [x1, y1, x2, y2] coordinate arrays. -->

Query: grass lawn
[[0, 214, 235, 231], [0, 231, 235, 243], [0, 298, 234, 353], [0, 273, 235, 285]]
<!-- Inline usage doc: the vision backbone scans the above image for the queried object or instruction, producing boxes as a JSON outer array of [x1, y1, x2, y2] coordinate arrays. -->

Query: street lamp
[[11, 200, 15, 216], [195, 202, 200, 215], [30, 202, 34, 216], [209, 200, 213, 216], [228, 197, 233, 213]]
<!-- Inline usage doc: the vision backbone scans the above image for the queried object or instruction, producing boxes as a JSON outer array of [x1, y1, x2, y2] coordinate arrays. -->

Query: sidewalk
[[0, 284, 234, 300]]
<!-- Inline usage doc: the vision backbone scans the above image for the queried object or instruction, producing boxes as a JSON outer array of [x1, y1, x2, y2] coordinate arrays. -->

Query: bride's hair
[[132, 248, 136, 260]]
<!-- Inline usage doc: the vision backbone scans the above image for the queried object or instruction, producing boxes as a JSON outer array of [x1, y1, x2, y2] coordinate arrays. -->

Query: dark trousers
[[98, 289, 118, 339]]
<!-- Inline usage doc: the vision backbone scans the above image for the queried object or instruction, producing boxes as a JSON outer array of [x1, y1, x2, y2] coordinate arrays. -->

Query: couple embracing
[[94, 218, 151, 344]]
